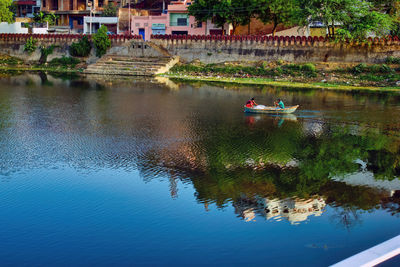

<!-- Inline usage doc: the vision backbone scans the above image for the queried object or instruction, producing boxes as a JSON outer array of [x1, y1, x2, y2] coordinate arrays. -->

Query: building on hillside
[[14, 0, 41, 18], [83, 16, 119, 34], [41, 0, 119, 33], [131, 0, 231, 40]]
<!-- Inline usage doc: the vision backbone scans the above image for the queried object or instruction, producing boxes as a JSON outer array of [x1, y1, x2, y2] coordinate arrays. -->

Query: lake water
[[0, 73, 399, 266]]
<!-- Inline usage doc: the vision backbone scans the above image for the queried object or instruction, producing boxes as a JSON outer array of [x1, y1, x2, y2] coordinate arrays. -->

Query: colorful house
[[41, 0, 115, 33], [131, 0, 231, 40], [14, 0, 41, 18]]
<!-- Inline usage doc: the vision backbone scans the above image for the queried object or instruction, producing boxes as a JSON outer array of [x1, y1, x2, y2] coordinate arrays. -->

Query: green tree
[[92, 25, 111, 57], [300, 0, 392, 40], [188, 0, 219, 28], [8, 1, 16, 20], [0, 0, 14, 23], [255, 0, 302, 36], [370, 0, 400, 37], [33, 11, 47, 23], [188, 0, 254, 35], [44, 13, 58, 26], [103, 2, 117, 17], [33, 12, 58, 26]]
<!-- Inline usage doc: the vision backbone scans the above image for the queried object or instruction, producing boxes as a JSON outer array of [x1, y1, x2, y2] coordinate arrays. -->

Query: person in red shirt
[[245, 97, 257, 108]]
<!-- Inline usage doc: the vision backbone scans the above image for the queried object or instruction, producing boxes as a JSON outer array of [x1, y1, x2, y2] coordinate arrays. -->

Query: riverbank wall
[[0, 33, 141, 63], [151, 35, 400, 64], [1, 33, 400, 65]]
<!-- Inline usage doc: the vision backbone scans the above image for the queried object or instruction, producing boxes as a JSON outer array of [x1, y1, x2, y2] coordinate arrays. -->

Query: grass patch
[[170, 62, 317, 78], [0, 56, 23, 66], [48, 56, 80, 68], [161, 73, 400, 92]]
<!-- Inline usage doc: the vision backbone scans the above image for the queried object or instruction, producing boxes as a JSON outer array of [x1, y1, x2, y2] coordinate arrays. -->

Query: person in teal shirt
[[275, 99, 285, 109]]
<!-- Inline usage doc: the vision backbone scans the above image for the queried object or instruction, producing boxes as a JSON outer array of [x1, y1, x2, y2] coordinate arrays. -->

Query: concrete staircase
[[84, 55, 179, 76]]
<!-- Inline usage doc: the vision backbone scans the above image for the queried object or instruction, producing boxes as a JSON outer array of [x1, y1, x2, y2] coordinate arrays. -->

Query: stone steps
[[84, 55, 177, 76], [104, 55, 171, 63]]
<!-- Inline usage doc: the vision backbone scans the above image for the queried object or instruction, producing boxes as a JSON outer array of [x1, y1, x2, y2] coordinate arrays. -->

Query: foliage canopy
[[0, 0, 14, 23], [92, 25, 111, 57], [103, 2, 118, 17], [188, 0, 397, 39], [70, 36, 92, 57]]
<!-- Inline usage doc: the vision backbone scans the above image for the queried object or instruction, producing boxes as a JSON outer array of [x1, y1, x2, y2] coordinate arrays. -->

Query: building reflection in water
[[234, 196, 326, 224]]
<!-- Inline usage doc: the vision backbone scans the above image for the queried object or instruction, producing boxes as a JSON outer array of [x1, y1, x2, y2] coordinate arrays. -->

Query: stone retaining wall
[[0, 34, 142, 63], [151, 34, 400, 64], [2, 33, 400, 65]]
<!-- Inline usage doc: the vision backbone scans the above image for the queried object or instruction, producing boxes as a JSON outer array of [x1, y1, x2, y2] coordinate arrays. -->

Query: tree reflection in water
[[137, 116, 400, 226]]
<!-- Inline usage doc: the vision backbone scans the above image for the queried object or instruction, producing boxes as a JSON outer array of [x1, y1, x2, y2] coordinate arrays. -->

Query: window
[[196, 21, 202, 28], [43, 0, 46, 7], [177, 18, 187, 26]]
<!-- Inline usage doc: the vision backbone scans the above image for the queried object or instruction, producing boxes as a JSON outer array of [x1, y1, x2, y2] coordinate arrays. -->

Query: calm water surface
[[0, 73, 399, 266]]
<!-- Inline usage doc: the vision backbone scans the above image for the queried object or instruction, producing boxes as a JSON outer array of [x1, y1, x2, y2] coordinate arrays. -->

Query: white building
[[0, 22, 28, 34], [83, 16, 119, 34]]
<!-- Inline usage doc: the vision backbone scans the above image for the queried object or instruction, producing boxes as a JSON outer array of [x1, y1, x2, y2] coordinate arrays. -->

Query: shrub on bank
[[24, 37, 37, 54], [352, 63, 393, 74], [92, 25, 111, 57], [48, 56, 80, 68], [70, 36, 91, 57], [386, 56, 400, 64]]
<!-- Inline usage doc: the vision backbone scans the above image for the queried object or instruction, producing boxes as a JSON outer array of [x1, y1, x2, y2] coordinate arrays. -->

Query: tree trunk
[[327, 26, 332, 38], [272, 17, 278, 37], [232, 24, 237, 35]]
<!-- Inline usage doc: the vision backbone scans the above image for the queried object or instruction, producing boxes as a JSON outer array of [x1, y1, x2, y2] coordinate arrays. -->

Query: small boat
[[244, 105, 299, 114]]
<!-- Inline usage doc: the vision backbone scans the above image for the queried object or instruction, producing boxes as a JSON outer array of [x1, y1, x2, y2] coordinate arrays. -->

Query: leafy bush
[[92, 25, 111, 57], [69, 35, 91, 57], [379, 64, 392, 73], [48, 56, 80, 68], [386, 56, 400, 64], [301, 63, 316, 73], [359, 74, 386, 82], [24, 37, 37, 54], [275, 66, 283, 74], [352, 63, 367, 74]]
